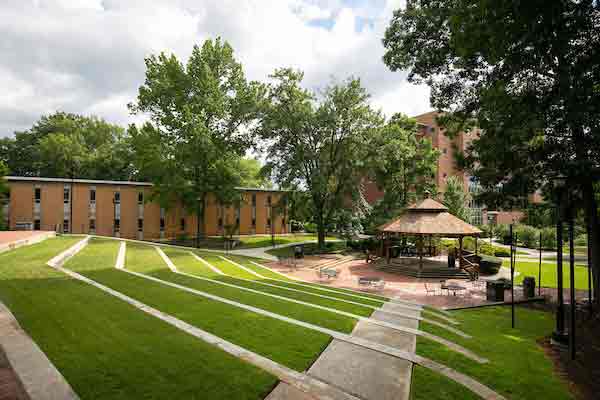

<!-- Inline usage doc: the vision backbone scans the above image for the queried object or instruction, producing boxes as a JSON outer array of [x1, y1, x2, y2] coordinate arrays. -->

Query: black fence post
[[510, 224, 515, 329], [569, 215, 576, 360]]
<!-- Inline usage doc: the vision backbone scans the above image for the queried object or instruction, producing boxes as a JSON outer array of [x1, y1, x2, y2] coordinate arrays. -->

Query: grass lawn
[[0, 237, 277, 399], [234, 234, 339, 249], [412, 306, 573, 400], [195, 251, 389, 306], [65, 239, 335, 372], [503, 260, 590, 290], [266, 241, 347, 258], [165, 249, 375, 317]]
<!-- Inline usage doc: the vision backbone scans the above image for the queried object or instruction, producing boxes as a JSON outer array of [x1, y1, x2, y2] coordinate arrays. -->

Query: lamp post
[[551, 176, 568, 344]]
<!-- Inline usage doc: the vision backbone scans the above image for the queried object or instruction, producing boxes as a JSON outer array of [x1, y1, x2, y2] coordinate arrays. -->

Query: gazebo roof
[[377, 198, 482, 237]]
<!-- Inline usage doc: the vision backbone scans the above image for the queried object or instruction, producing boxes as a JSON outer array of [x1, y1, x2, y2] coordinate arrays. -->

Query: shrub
[[574, 234, 588, 247], [290, 220, 304, 232], [540, 227, 557, 249], [479, 254, 502, 275], [303, 222, 317, 233], [515, 224, 539, 248], [494, 248, 511, 257]]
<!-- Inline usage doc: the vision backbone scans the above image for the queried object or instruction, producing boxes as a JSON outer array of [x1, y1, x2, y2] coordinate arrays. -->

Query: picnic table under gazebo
[[376, 196, 483, 280]]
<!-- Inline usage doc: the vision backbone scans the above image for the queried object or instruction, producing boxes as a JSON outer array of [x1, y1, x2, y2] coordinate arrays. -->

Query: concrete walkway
[[204, 240, 342, 261], [0, 302, 78, 400]]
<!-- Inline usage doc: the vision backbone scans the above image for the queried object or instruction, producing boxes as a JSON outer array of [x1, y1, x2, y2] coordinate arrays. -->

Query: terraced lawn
[[0, 237, 277, 400], [66, 239, 334, 372], [412, 306, 573, 400]]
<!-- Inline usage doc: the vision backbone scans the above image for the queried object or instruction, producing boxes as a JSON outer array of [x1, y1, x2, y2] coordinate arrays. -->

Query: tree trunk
[[196, 193, 206, 248], [316, 211, 326, 250], [583, 183, 600, 309]]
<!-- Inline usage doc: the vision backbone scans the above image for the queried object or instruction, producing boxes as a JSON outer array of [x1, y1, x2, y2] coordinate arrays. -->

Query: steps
[[375, 263, 471, 280], [309, 255, 355, 271]]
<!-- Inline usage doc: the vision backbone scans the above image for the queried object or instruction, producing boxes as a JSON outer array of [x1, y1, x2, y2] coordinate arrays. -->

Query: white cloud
[[0, 0, 431, 137]]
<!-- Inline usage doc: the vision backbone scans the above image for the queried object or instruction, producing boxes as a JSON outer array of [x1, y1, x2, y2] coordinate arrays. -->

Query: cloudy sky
[[0, 0, 431, 138]]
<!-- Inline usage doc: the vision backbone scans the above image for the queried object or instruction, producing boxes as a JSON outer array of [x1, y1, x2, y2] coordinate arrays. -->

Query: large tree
[[364, 113, 438, 230], [383, 0, 600, 305], [257, 69, 381, 248], [128, 38, 263, 243], [0, 112, 133, 180]]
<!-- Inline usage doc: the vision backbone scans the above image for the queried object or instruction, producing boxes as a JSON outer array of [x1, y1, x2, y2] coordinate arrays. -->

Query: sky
[[0, 0, 431, 138]]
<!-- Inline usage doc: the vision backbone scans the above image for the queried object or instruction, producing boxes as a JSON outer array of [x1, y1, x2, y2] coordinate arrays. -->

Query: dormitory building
[[2, 176, 289, 239]]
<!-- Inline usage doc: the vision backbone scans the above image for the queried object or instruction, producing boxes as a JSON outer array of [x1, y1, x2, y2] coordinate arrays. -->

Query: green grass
[[503, 260, 590, 290], [0, 237, 277, 399], [412, 306, 573, 400], [195, 250, 389, 306], [166, 249, 375, 317], [234, 234, 339, 249], [65, 239, 335, 372]]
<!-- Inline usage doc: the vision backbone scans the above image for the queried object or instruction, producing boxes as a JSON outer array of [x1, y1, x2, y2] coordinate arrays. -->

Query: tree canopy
[[128, 37, 263, 240], [443, 176, 471, 222], [0, 112, 134, 180], [257, 69, 381, 247], [383, 0, 600, 302]]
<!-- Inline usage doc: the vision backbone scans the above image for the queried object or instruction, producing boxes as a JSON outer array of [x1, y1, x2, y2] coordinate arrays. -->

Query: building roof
[[378, 198, 482, 237], [5, 176, 287, 192]]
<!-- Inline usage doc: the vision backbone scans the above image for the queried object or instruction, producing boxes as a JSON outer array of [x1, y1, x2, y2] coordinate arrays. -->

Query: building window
[[63, 188, 70, 204], [63, 219, 69, 232], [251, 218, 256, 227], [34, 219, 41, 230], [90, 188, 96, 203], [160, 218, 165, 231], [267, 195, 272, 206], [442, 148, 447, 154], [267, 217, 271, 227], [35, 188, 41, 203], [180, 218, 185, 231], [251, 194, 256, 206], [218, 217, 223, 228], [138, 192, 143, 204], [114, 192, 120, 204], [138, 219, 143, 232], [114, 219, 120, 232], [89, 219, 96, 230], [443, 173, 447, 178], [281, 218, 285, 227]]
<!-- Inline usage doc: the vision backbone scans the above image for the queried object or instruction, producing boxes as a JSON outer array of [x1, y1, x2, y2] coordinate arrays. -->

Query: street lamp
[[551, 175, 568, 345]]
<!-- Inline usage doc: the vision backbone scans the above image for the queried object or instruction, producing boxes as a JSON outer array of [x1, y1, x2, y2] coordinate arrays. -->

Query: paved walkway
[[204, 240, 342, 261], [0, 231, 55, 253]]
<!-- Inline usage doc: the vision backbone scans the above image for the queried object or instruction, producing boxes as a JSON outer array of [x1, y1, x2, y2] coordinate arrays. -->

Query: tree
[[0, 112, 133, 180], [0, 161, 8, 230], [129, 38, 263, 244], [443, 176, 471, 222], [383, 1, 600, 306], [364, 113, 438, 230], [238, 158, 272, 188], [257, 69, 381, 249]]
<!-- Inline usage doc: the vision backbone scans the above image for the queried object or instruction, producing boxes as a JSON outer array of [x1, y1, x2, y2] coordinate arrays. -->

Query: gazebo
[[376, 197, 482, 277]]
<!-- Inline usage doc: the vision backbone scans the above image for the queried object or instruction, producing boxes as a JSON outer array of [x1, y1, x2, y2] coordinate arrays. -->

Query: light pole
[[552, 176, 568, 344]]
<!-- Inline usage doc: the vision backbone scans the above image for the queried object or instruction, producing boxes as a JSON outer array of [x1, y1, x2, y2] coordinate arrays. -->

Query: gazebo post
[[385, 233, 391, 264], [458, 235, 464, 267], [418, 235, 424, 270], [475, 236, 478, 256]]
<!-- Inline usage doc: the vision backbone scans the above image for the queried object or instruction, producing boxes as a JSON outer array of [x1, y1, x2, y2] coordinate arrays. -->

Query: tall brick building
[[3, 176, 289, 239]]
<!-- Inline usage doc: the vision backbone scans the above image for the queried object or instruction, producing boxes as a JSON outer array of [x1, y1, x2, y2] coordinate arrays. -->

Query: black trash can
[[294, 245, 304, 259], [486, 281, 505, 302], [522, 276, 536, 298]]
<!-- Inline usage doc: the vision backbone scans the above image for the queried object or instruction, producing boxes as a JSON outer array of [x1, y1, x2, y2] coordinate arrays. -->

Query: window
[[90, 188, 96, 203], [236, 217, 240, 227], [114, 219, 120, 232], [443, 173, 448, 178], [218, 217, 223, 228], [160, 218, 165, 231], [281, 218, 285, 227], [138, 219, 143, 232], [138, 192, 144, 204], [34, 219, 41, 230], [267, 217, 271, 227], [180, 218, 185, 231], [267, 195, 272, 206], [251, 218, 256, 227], [63, 188, 70, 204], [63, 219, 69, 232], [35, 188, 41, 203], [251, 194, 256, 206], [114, 192, 120, 204], [89, 219, 96, 230], [442, 148, 447, 154]]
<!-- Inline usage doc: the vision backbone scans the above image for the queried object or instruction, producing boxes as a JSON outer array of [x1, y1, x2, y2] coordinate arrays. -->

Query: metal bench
[[321, 268, 338, 279]]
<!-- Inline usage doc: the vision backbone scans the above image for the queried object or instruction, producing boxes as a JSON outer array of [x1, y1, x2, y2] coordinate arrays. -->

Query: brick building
[[3, 176, 289, 239]]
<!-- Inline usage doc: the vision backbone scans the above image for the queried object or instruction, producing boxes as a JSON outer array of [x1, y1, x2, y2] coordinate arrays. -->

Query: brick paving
[[0, 347, 28, 400]]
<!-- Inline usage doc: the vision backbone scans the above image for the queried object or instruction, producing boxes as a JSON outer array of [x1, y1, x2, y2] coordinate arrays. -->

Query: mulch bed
[[540, 313, 600, 400], [0, 346, 29, 400]]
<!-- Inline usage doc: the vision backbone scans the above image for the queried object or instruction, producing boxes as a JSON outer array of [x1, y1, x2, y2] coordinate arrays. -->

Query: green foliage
[[257, 69, 381, 247], [442, 176, 470, 222], [540, 227, 557, 250], [515, 224, 539, 249], [0, 112, 134, 180], [129, 38, 263, 236], [523, 203, 555, 228], [238, 158, 272, 188], [479, 255, 502, 275], [0, 161, 8, 230]]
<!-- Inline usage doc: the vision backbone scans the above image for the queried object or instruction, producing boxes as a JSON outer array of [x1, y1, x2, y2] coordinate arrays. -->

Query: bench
[[320, 268, 338, 279]]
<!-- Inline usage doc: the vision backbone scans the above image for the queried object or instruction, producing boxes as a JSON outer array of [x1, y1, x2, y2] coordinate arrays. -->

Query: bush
[[493, 248, 511, 257], [290, 220, 304, 233], [515, 224, 539, 248], [303, 222, 317, 233], [347, 237, 379, 251], [479, 254, 502, 275], [540, 227, 557, 249], [574, 233, 588, 247]]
